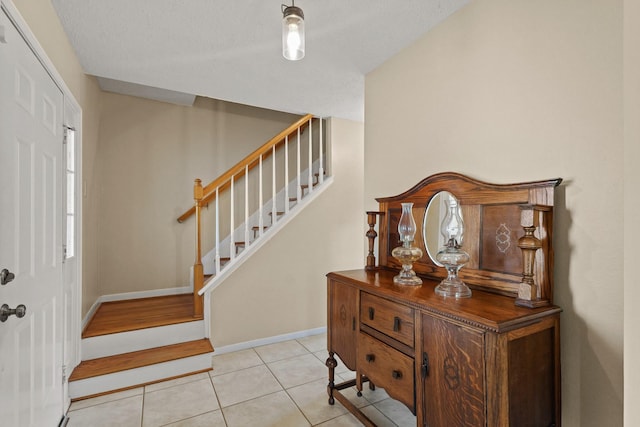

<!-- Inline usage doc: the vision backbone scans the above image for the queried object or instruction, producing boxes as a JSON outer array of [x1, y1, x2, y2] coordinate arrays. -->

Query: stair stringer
[[197, 176, 334, 323], [198, 159, 324, 274]]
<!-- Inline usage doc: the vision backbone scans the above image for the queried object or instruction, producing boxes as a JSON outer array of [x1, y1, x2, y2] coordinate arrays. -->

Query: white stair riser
[[82, 321, 206, 360], [69, 352, 214, 399]]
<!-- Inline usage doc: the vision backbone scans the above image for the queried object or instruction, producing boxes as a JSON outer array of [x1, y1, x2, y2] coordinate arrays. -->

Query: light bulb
[[287, 24, 301, 51]]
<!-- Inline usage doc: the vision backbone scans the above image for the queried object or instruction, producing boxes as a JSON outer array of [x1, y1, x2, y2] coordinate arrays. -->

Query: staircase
[[69, 295, 214, 399], [68, 114, 329, 399]]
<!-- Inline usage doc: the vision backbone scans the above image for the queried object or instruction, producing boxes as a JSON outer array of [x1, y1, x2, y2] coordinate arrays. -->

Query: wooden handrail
[[177, 114, 314, 223]]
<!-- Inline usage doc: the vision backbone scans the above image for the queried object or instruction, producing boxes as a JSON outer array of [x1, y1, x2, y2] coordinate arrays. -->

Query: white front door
[[0, 8, 65, 426]]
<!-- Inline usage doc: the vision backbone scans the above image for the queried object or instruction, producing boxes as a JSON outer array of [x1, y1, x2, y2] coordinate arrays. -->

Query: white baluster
[[285, 135, 290, 214], [319, 117, 324, 184], [244, 165, 249, 250], [308, 118, 313, 194], [215, 187, 220, 273], [259, 155, 264, 238], [230, 176, 235, 260], [296, 127, 302, 202], [272, 145, 277, 224]]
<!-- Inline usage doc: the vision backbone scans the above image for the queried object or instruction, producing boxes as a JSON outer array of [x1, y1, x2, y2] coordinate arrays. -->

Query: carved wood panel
[[327, 280, 358, 371], [422, 314, 486, 427]]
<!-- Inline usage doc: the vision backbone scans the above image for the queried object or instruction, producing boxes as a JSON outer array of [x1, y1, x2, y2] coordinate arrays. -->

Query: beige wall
[[210, 118, 364, 347], [365, 1, 622, 425], [11, 0, 103, 316], [97, 94, 301, 295], [624, 0, 639, 423]]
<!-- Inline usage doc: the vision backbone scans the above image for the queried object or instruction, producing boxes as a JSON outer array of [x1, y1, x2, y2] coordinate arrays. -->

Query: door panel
[[422, 314, 486, 427], [327, 280, 358, 371], [0, 9, 64, 426]]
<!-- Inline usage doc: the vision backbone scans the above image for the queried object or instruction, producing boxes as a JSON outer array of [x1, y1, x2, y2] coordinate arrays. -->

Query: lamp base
[[393, 268, 423, 286], [435, 277, 472, 298]]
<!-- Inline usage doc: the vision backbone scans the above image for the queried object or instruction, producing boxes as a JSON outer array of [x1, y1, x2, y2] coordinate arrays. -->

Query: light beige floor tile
[[358, 383, 391, 404], [286, 378, 348, 425], [373, 398, 416, 426], [360, 404, 397, 427], [212, 364, 282, 408], [311, 403, 395, 427], [315, 411, 365, 427], [254, 339, 310, 363], [328, 381, 371, 409], [211, 348, 264, 376], [145, 372, 210, 393], [297, 333, 327, 353], [163, 409, 226, 427], [336, 371, 356, 383], [142, 378, 219, 427], [268, 353, 328, 389], [223, 390, 310, 427], [68, 387, 143, 411], [66, 394, 143, 427]]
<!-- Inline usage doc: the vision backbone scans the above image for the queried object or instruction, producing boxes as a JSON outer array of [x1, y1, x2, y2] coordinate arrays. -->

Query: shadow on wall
[[553, 183, 623, 426]]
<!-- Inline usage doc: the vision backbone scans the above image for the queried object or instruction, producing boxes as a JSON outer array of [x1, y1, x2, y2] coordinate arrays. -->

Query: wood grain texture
[[69, 339, 213, 381], [327, 272, 561, 426], [82, 294, 198, 338], [358, 332, 415, 412], [328, 269, 561, 333], [327, 279, 359, 371], [422, 314, 485, 427], [374, 172, 561, 299], [360, 292, 414, 347]]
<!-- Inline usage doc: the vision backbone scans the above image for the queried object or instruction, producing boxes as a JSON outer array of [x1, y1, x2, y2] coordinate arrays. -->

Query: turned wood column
[[366, 212, 383, 270], [193, 179, 204, 317]]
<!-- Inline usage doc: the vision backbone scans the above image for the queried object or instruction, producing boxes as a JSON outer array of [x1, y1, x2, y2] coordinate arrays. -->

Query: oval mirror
[[423, 191, 461, 266]]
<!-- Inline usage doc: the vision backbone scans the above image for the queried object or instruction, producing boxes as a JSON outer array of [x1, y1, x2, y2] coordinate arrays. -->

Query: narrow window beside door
[[65, 127, 75, 259]]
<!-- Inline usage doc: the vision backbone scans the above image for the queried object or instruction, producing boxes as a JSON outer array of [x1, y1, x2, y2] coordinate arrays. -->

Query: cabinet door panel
[[423, 314, 486, 427], [328, 280, 358, 371]]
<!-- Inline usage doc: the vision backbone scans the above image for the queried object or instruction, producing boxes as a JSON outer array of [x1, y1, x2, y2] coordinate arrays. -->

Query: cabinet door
[[327, 280, 358, 371], [422, 314, 486, 427]]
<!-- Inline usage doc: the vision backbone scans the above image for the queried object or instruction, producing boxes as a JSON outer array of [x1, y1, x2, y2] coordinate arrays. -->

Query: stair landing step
[[82, 294, 200, 338], [70, 339, 214, 381]]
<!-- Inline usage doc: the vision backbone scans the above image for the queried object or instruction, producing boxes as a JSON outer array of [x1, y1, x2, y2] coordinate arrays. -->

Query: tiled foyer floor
[[66, 333, 416, 427]]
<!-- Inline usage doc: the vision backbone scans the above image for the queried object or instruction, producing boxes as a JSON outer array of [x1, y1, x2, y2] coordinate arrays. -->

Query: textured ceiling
[[52, 0, 468, 122]]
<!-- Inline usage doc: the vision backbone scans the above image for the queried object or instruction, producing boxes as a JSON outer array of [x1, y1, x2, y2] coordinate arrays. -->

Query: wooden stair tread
[[69, 339, 214, 381], [82, 294, 200, 338]]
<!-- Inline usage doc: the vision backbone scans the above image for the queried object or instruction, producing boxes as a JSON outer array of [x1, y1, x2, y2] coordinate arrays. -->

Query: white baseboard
[[212, 326, 327, 355]]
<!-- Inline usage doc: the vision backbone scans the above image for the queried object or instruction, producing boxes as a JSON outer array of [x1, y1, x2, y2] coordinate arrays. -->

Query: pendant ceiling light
[[282, 1, 305, 61]]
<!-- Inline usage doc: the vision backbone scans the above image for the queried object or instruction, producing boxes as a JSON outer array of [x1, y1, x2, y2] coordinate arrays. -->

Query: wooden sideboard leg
[[326, 352, 337, 405]]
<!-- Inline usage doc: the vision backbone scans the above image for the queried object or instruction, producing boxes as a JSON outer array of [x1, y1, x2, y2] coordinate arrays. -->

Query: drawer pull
[[352, 317, 356, 331], [368, 307, 375, 320], [422, 352, 430, 378], [366, 354, 375, 363], [392, 370, 402, 379], [393, 316, 401, 332]]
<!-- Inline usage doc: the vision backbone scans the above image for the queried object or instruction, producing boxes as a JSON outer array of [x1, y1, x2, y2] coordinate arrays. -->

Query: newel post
[[193, 179, 204, 318]]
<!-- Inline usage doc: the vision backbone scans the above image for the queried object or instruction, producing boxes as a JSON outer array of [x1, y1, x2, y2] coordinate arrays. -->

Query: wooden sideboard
[[326, 173, 562, 427]]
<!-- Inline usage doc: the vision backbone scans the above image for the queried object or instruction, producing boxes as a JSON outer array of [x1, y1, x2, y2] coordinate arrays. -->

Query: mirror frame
[[374, 172, 562, 301]]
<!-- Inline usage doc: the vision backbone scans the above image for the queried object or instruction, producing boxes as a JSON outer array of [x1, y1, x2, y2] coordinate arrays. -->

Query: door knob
[[1, 269, 15, 285], [0, 304, 26, 322]]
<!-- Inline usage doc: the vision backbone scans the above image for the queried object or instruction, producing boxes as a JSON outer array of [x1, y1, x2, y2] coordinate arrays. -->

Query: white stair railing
[[178, 115, 329, 316]]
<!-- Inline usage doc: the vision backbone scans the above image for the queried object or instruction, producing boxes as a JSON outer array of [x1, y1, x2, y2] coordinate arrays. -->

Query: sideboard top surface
[[327, 269, 561, 333]]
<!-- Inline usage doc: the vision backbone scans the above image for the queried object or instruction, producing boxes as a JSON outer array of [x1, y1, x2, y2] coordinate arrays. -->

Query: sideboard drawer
[[360, 292, 414, 347], [358, 332, 415, 412]]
